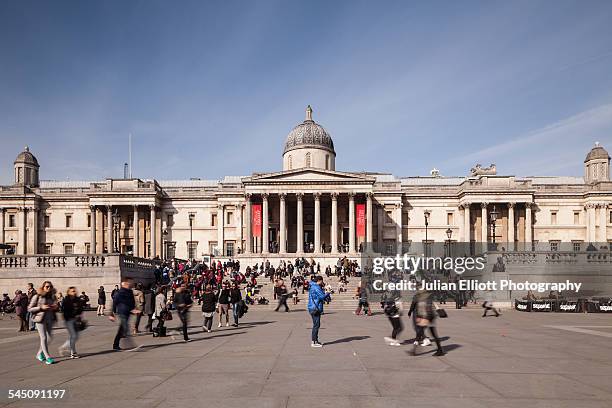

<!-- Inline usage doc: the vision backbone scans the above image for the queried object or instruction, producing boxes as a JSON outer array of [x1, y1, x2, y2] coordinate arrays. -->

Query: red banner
[[252, 204, 262, 237], [356, 203, 366, 238]]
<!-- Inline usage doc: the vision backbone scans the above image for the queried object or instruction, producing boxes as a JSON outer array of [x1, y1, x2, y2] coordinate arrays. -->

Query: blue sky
[[1, 0, 612, 183]]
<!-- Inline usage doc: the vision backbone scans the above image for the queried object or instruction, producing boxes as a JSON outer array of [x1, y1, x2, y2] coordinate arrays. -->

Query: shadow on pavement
[[324, 335, 370, 345]]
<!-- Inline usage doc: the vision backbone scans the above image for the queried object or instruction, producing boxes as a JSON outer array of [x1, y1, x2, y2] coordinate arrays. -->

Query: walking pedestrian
[[58, 286, 83, 359], [217, 282, 231, 327], [154, 286, 167, 336], [229, 281, 242, 326], [274, 282, 289, 312], [174, 284, 193, 342], [482, 290, 500, 317], [408, 289, 445, 356], [97, 286, 106, 316], [13, 290, 28, 332], [26, 283, 36, 331], [28, 281, 59, 364], [132, 283, 145, 334], [110, 278, 137, 351], [307, 276, 331, 348], [143, 286, 155, 332], [201, 285, 217, 332], [382, 295, 403, 346]]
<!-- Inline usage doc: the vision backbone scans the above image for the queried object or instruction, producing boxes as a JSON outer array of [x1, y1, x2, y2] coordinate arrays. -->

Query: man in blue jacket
[[308, 276, 331, 348], [109, 278, 137, 351]]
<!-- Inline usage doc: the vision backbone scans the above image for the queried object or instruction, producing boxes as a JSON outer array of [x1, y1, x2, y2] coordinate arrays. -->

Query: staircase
[[252, 275, 362, 311]]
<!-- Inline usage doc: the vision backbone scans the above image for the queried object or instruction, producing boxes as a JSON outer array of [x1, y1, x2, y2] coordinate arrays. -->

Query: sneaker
[[207, 329, 211, 333], [421, 338, 432, 346], [413, 340, 420, 346], [390, 341, 401, 346], [58, 345, 68, 357], [218, 323, 222, 328], [112, 346, 122, 351], [225, 322, 229, 327], [36, 352, 45, 362], [184, 339, 192, 343], [384, 337, 393, 345], [70, 353, 80, 359], [45, 357, 55, 365], [433, 350, 446, 357], [311, 342, 323, 348]]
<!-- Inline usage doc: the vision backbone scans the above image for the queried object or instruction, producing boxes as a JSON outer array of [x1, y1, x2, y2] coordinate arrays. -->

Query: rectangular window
[[63, 243, 74, 255], [385, 211, 393, 224], [447, 212, 454, 225], [65, 215, 72, 228], [226, 211, 233, 225], [127, 215, 133, 228], [226, 241, 234, 257], [166, 242, 176, 259], [209, 241, 217, 255], [550, 211, 557, 225], [85, 243, 91, 254], [549, 240, 559, 252], [572, 241, 583, 252], [44, 215, 50, 228], [167, 214, 174, 226], [211, 213, 217, 227], [43, 244, 52, 255], [8, 214, 16, 228], [574, 211, 580, 225], [187, 242, 198, 259], [87, 214, 91, 228]]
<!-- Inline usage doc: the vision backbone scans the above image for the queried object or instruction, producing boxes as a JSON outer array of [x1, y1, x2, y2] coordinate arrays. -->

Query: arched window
[[305, 152, 311, 167], [288, 155, 292, 170], [325, 154, 329, 170]]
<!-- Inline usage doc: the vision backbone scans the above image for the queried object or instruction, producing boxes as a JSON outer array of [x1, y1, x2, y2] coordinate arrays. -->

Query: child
[[383, 297, 403, 346]]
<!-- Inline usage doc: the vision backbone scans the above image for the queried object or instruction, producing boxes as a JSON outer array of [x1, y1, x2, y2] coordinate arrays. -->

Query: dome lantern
[[283, 106, 336, 171], [14, 146, 40, 187]]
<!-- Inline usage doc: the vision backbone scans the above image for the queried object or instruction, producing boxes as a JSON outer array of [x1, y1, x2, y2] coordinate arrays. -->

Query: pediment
[[247, 168, 374, 184]]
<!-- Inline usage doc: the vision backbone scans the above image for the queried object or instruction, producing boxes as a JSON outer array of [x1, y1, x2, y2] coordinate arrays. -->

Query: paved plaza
[[1, 307, 612, 407]]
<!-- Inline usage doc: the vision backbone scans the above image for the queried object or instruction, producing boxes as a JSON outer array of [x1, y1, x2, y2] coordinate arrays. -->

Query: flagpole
[[129, 133, 132, 178]]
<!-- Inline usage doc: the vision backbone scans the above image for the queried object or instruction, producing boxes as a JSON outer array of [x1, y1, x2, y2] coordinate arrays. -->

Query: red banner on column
[[356, 203, 366, 238], [252, 204, 262, 237]]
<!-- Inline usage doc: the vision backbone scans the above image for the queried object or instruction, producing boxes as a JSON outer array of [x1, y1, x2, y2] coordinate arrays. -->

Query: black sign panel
[[515, 299, 531, 312]]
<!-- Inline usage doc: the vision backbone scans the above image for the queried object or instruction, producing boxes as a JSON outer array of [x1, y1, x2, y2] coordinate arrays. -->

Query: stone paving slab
[[0, 309, 611, 407]]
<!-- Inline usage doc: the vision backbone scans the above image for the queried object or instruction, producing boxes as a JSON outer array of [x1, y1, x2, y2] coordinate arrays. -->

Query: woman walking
[[28, 281, 59, 364], [217, 281, 231, 327], [229, 281, 242, 326], [97, 286, 106, 316], [201, 285, 217, 332], [154, 286, 167, 335], [58, 286, 83, 359], [408, 289, 445, 356]]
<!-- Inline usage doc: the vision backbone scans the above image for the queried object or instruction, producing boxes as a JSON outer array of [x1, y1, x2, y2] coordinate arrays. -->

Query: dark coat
[[113, 287, 135, 317], [200, 292, 217, 313], [143, 290, 155, 315]]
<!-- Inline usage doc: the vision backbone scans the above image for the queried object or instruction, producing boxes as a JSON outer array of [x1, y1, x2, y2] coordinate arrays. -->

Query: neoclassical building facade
[[1, 106, 612, 260]]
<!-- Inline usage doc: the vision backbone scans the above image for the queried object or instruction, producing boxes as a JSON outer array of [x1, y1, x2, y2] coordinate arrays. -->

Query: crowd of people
[[2, 255, 452, 364]]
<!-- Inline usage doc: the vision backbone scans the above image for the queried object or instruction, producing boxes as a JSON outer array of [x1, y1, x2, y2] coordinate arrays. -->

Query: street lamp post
[[162, 229, 168, 261], [112, 210, 121, 253], [490, 205, 499, 250], [188, 213, 195, 260], [424, 210, 431, 259]]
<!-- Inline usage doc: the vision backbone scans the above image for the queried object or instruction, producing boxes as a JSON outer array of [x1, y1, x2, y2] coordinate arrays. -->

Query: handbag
[[436, 309, 448, 318], [162, 309, 173, 321], [75, 317, 88, 331]]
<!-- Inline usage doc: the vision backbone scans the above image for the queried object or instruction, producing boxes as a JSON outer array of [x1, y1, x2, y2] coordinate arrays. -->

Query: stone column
[[262, 194, 269, 254], [331, 193, 338, 253], [28, 207, 38, 254], [599, 203, 607, 243], [507, 202, 515, 251], [217, 204, 224, 256], [89, 206, 96, 254], [296, 193, 304, 253], [366, 193, 373, 250], [17, 207, 26, 255], [525, 203, 533, 247], [149, 205, 156, 258], [349, 193, 355, 253], [463, 203, 471, 242], [0, 208, 4, 248], [237, 203, 243, 254], [314, 193, 321, 253], [279, 194, 286, 254], [132, 205, 139, 257], [107, 206, 114, 253], [245, 194, 252, 254], [396, 203, 403, 254], [480, 203, 488, 253], [377, 205, 384, 251]]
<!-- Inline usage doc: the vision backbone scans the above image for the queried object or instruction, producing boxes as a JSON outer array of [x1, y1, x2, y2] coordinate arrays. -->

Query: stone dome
[[283, 106, 335, 155], [585, 142, 610, 163], [14, 146, 39, 167]]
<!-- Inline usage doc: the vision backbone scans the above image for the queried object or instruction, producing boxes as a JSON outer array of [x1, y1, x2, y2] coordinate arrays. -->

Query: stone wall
[[0, 254, 157, 307]]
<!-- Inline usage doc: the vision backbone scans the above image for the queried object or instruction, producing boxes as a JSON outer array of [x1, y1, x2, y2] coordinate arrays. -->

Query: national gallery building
[[1, 106, 612, 261]]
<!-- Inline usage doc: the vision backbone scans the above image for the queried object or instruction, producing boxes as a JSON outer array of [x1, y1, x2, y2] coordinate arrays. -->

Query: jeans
[[178, 311, 189, 340], [388, 316, 403, 339], [62, 318, 79, 354], [231, 303, 240, 325], [203, 314, 213, 331], [310, 311, 321, 342], [275, 297, 289, 312], [113, 315, 129, 349], [36, 317, 54, 359]]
